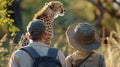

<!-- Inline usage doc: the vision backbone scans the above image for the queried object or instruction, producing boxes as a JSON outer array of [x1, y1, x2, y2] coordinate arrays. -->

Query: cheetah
[[22, 1, 65, 46]]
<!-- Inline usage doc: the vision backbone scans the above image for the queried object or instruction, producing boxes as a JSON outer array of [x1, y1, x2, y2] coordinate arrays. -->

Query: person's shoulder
[[48, 47, 62, 55], [52, 48, 65, 58], [54, 48, 63, 55], [93, 51, 103, 56], [92, 51, 105, 59], [12, 46, 30, 57], [65, 52, 76, 60], [11, 49, 23, 59]]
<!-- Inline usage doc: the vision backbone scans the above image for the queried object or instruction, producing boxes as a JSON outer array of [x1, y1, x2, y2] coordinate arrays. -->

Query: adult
[[9, 20, 66, 67]]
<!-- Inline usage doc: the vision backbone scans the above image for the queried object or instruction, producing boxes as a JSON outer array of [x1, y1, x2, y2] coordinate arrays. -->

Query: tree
[[87, 0, 120, 44]]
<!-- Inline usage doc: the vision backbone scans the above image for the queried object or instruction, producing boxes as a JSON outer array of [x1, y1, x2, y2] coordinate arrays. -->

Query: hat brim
[[66, 23, 101, 52]]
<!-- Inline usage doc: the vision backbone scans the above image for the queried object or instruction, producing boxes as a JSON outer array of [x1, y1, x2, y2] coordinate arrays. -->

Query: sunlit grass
[[98, 24, 120, 67]]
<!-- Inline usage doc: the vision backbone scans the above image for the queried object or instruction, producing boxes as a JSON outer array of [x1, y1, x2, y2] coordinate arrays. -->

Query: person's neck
[[29, 39, 44, 43], [76, 50, 93, 56]]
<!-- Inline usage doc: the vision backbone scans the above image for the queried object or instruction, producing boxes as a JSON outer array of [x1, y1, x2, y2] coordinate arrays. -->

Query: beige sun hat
[[66, 23, 101, 52]]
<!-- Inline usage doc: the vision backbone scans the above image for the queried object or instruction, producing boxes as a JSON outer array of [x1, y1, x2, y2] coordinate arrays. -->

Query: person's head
[[66, 23, 101, 52], [26, 20, 47, 42]]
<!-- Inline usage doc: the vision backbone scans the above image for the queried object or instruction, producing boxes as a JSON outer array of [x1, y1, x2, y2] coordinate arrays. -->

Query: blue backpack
[[20, 46, 62, 67]]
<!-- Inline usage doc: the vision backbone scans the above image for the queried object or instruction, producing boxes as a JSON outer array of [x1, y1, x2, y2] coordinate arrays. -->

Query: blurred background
[[0, 0, 120, 67]]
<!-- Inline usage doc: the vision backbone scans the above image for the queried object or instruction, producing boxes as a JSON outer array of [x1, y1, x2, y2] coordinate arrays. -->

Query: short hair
[[27, 20, 46, 41]]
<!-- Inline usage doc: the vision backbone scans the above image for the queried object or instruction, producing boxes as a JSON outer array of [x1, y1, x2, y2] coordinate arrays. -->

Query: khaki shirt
[[65, 51, 106, 67], [9, 42, 66, 67]]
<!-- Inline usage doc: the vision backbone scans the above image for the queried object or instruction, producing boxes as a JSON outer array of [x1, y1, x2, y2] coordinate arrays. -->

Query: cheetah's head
[[45, 1, 65, 18]]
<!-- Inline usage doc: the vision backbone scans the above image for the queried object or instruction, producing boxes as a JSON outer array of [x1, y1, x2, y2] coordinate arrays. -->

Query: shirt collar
[[29, 41, 49, 47]]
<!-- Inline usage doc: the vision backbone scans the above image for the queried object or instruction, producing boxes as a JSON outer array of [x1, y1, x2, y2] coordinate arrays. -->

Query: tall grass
[[98, 23, 120, 67]]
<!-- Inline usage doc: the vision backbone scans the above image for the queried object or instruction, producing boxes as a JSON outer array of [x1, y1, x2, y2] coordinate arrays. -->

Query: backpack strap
[[47, 48, 62, 67], [47, 48, 58, 58], [75, 52, 94, 67], [20, 46, 40, 59]]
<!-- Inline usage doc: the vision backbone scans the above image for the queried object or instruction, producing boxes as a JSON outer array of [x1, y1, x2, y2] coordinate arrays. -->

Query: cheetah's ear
[[49, 2, 55, 9], [45, 2, 48, 5]]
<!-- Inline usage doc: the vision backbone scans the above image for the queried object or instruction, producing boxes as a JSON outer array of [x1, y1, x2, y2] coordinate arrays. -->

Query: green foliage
[[0, 0, 19, 35], [0, 0, 19, 66]]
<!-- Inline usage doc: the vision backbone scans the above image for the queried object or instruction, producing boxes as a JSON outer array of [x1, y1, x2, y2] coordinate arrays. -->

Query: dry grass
[[98, 23, 120, 67], [99, 36, 120, 67]]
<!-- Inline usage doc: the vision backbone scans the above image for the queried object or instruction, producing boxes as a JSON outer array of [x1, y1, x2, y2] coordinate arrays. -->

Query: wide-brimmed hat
[[66, 23, 101, 52]]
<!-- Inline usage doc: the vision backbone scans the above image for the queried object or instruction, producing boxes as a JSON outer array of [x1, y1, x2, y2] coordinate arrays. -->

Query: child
[[65, 23, 106, 67]]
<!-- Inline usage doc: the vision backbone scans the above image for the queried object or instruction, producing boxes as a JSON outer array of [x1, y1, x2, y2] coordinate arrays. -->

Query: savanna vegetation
[[0, 0, 120, 67]]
